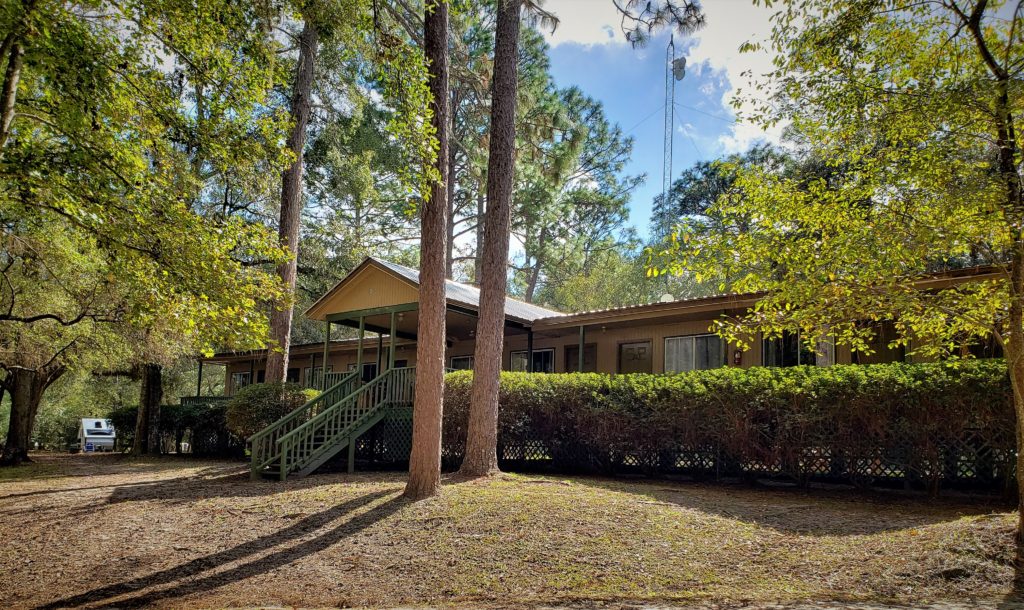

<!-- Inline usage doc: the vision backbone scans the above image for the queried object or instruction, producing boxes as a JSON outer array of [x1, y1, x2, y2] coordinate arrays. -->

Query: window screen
[[665, 334, 724, 373]]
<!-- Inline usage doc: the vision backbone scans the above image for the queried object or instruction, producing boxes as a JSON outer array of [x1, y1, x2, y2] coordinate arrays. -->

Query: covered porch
[[304, 257, 560, 387]]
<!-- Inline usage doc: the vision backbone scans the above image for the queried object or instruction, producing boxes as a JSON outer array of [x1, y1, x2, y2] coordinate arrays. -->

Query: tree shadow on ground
[[0, 463, 241, 501], [2, 465, 404, 512], [35, 489, 406, 610], [560, 475, 1009, 536], [996, 554, 1024, 609]]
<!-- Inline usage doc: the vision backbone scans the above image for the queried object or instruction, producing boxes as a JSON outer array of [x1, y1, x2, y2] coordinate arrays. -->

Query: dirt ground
[[0, 454, 1020, 609]]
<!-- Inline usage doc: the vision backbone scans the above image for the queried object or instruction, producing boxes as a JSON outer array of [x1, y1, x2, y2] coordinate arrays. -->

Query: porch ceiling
[[327, 305, 503, 343]]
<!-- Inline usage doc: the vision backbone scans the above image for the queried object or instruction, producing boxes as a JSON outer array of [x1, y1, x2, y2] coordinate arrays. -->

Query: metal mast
[[662, 36, 686, 205], [662, 37, 675, 205]]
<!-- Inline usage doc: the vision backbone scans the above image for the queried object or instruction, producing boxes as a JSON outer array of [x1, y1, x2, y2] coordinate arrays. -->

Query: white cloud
[[542, 0, 784, 153], [687, 0, 783, 152], [542, 0, 629, 47]]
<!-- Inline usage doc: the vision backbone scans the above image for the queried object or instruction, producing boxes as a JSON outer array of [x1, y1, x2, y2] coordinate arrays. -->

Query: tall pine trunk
[[132, 363, 163, 456], [266, 19, 320, 384], [460, 0, 521, 477], [445, 115, 457, 279], [405, 0, 450, 501], [523, 227, 547, 303], [473, 188, 485, 285]]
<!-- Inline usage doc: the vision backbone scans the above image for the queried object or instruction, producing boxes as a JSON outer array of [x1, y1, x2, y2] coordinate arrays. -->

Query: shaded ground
[[0, 453, 1019, 609]]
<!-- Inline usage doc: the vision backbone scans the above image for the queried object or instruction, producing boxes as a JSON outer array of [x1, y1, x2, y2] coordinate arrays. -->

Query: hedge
[[109, 399, 242, 457], [440, 360, 1015, 491], [225, 383, 318, 439]]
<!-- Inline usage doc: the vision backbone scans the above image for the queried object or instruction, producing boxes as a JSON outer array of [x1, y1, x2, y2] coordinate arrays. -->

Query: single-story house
[[200, 257, 1002, 395]]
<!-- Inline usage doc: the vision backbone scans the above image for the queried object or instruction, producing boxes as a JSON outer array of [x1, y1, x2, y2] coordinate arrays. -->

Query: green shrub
[[108, 401, 242, 456], [225, 383, 317, 439], [108, 405, 139, 449], [441, 360, 1014, 489]]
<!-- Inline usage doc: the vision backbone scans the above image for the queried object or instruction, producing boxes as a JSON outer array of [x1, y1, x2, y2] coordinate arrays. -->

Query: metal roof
[[371, 258, 564, 323]]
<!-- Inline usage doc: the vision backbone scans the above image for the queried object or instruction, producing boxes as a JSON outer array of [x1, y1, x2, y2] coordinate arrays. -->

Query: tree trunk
[[473, 188, 485, 285], [460, 0, 521, 478], [524, 262, 541, 303], [266, 19, 320, 384], [524, 228, 547, 303], [405, 0, 450, 501], [133, 363, 163, 456], [0, 368, 45, 466], [0, 39, 23, 150], [986, 62, 1024, 568], [445, 113, 457, 279]]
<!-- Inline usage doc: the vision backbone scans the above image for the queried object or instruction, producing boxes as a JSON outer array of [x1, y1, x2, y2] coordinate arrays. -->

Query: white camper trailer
[[77, 418, 116, 452]]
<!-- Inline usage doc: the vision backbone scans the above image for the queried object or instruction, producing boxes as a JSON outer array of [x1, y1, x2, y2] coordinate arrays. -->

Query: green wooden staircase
[[248, 367, 416, 480]]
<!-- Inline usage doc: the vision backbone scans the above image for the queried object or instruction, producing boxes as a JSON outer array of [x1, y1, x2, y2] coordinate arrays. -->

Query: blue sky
[[540, 0, 782, 238]]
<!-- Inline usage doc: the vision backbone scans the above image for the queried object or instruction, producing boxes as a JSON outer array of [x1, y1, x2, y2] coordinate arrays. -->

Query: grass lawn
[[0, 454, 1018, 609]]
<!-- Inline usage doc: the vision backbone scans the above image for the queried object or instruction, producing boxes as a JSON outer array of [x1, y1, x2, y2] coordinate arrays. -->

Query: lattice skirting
[[355, 411, 1013, 492]]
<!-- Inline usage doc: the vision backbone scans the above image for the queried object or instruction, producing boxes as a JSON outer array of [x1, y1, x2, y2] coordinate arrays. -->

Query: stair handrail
[[248, 371, 359, 473], [275, 367, 416, 475], [276, 368, 397, 446], [247, 370, 360, 443]]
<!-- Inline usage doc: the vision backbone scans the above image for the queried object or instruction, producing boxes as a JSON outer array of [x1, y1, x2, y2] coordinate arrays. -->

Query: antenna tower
[[662, 37, 686, 205]]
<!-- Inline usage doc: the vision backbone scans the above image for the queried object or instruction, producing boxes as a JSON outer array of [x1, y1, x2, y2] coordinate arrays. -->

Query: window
[[665, 334, 725, 373], [618, 341, 653, 374], [510, 348, 554, 373], [564, 344, 597, 373], [230, 372, 252, 391], [762, 331, 834, 367], [963, 336, 1003, 359], [394, 359, 409, 369], [450, 355, 474, 370], [852, 323, 906, 364], [286, 368, 300, 383]]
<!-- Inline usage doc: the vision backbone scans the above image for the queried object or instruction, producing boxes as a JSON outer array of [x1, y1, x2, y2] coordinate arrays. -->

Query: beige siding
[[308, 265, 418, 320], [504, 318, 759, 374], [221, 316, 864, 394]]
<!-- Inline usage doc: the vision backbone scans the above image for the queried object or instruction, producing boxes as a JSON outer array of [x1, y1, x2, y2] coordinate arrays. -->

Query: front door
[[349, 362, 378, 382], [618, 341, 653, 374]]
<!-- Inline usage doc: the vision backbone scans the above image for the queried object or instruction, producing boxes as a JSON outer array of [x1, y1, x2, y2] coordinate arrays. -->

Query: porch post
[[376, 333, 383, 374], [196, 359, 203, 396], [578, 325, 585, 373], [356, 316, 365, 379], [322, 320, 331, 390], [527, 329, 534, 373], [388, 311, 397, 370]]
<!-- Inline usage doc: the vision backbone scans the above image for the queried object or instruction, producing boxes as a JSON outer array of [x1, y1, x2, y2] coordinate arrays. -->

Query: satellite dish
[[672, 57, 687, 81], [659, 293, 675, 303]]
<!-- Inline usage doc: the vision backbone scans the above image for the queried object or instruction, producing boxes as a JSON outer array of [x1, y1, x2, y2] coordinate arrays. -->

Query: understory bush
[[108, 401, 242, 457], [225, 382, 317, 439], [441, 360, 1014, 491]]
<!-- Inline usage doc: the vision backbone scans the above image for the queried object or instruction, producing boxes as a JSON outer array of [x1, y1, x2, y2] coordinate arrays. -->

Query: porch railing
[[275, 366, 416, 478], [248, 371, 360, 475], [179, 396, 231, 408]]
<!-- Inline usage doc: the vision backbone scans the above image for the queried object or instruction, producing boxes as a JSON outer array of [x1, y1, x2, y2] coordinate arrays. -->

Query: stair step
[[250, 368, 416, 481]]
